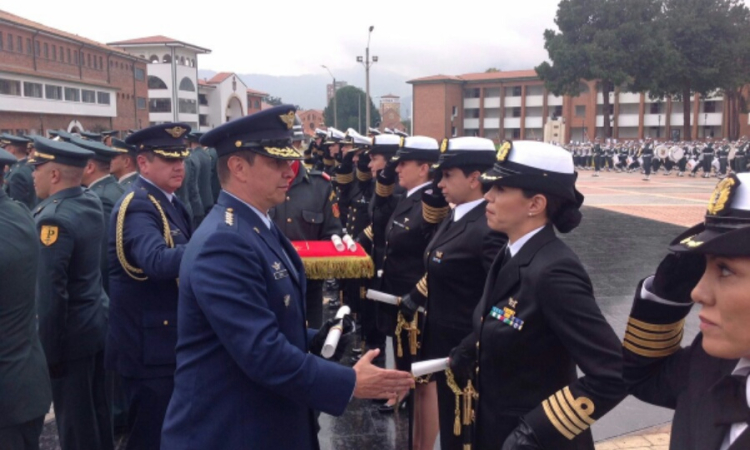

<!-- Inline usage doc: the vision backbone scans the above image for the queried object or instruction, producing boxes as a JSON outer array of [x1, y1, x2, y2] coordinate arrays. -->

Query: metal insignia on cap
[[496, 141, 511, 162], [707, 175, 737, 215], [165, 126, 187, 138], [440, 139, 448, 153], [279, 111, 296, 129], [399, 136, 405, 148], [235, 140, 243, 148]]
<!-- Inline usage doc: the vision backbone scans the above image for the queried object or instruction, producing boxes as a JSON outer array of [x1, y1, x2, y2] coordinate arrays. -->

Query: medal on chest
[[490, 297, 525, 330]]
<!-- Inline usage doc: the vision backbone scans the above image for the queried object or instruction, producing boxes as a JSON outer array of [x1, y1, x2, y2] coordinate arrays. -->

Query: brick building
[[378, 94, 406, 133], [247, 87, 267, 115], [0, 9, 148, 136], [297, 109, 325, 137], [409, 69, 750, 143]]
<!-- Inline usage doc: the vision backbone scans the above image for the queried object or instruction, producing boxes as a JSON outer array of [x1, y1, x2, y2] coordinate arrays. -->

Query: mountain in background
[[199, 68, 414, 119]]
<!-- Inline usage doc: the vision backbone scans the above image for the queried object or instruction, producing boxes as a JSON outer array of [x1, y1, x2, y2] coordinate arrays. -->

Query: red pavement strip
[[576, 172, 716, 227]]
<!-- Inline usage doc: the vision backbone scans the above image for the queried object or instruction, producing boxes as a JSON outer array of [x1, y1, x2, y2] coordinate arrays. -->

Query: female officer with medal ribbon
[[448, 141, 626, 450], [623, 173, 750, 450]]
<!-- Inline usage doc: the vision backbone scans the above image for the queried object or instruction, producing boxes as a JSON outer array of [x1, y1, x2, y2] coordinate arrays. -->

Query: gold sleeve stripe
[[376, 182, 395, 197], [625, 323, 683, 341], [555, 391, 589, 431], [357, 169, 373, 181], [624, 330, 683, 350], [336, 172, 354, 184], [563, 387, 596, 426], [364, 225, 374, 241], [548, 394, 583, 435], [623, 340, 682, 358], [628, 317, 685, 333], [417, 275, 428, 297], [323, 158, 336, 166], [543, 398, 577, 440]]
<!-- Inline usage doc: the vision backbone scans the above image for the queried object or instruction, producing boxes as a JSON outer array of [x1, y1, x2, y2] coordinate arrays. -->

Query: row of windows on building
[[148, 98, 197, 114], [147, 76, 196, 92], [0, 77, 112, 105], [142, 54, 196, 67], [0, 30, 145, 79], [462, 102, 720, 120]]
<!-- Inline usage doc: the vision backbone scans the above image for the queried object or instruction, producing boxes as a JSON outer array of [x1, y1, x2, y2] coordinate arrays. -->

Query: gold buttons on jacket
[[163, 320, 169, 326]]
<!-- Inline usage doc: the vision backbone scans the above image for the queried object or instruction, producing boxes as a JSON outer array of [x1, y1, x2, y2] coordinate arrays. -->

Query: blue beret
[[125, 123, 191, 159], [199, 104, 301, 159], [28, 136, 94, 168], [70, 136, 120, 162]]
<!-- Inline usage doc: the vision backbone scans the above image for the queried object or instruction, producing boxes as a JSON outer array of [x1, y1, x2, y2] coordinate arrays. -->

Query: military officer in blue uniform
[[106, 123, 193, 450], [109, 138, 139, 188], [1, 134, 37, 209], [29, 137, 112, 450], [161, 105, 414, 450], [0, 148, 52, 450]]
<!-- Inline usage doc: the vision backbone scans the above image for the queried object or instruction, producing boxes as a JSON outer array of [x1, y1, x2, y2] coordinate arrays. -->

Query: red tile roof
[[208, 72, 233, 84], [408, 69, 540, 84], [246, 87, 268, 97], [0, 9, 143, 60]]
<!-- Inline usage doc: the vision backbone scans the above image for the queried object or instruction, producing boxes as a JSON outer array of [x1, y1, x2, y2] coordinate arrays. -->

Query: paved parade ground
[[40, 171, 719, 450]]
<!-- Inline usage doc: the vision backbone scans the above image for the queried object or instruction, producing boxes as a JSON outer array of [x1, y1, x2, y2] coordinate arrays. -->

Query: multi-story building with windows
[[0, 9, 148, 136], [409, 69, 749, 143]]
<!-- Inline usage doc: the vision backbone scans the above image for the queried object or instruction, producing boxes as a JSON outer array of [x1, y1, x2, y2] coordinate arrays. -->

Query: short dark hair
[[93, 159, 110, 173], [522, 189, 566, 222], [217, 150, 256, 185], [457, 164, 493, 178]]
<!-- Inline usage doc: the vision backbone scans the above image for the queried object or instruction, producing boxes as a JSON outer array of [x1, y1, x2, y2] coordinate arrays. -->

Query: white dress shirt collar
[[407, 181, 432, 199], [720, 358, 750, 450], [453, 198, 484, 222], [508, 225, 546, 257], [139, 175, 175, 203], [222, 190, 272, 229]]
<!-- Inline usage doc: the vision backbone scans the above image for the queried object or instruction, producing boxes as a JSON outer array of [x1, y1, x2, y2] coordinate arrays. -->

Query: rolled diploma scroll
[[321, 306, 351, 359], [411, 357, 450, 378], [342, 234, 357, 252], [365, 289, 425, 313], [331, 234, 345, 252]]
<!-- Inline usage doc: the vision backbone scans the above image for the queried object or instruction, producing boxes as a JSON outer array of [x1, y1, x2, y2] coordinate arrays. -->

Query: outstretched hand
[[353, 349, 414, 400]]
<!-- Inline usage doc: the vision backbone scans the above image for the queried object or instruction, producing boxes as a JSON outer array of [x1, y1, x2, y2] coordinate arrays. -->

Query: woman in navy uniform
[[450, 141, 626, 450], [398, 137, 506, 450], [623, 173, 750, 450]]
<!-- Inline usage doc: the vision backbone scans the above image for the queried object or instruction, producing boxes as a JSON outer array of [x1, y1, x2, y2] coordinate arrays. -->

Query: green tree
[[485, 67, 501, 73], [536, 0, 664, 139], [648, 0, 750, 140], [264, 95, 283, 106], [323, 86, 381, 133]]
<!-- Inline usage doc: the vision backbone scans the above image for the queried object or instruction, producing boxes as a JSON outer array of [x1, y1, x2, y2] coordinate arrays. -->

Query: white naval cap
[[393, 136, 440, 163], [435, 136, 497, 169], [325, 127, 346, 144]]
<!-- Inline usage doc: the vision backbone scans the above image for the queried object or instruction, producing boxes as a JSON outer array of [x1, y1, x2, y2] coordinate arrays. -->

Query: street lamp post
[[357, 26, 378, 130], [322, 65, 338, 129]]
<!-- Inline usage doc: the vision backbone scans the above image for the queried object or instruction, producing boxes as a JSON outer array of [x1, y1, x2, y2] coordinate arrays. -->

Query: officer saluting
[[106, 124, 193, 450], [29, 137, 112, 450], [161, 105, 414, 450], [0, 148, 52, 450]]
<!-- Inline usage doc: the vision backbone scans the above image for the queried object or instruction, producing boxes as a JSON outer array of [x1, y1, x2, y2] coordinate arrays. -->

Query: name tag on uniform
[[170, 229, 182, 236], [490, 306, 525, 331]]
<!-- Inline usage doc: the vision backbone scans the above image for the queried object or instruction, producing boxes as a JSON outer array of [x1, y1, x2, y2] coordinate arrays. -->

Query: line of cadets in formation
[[0, 119, 747, 450]]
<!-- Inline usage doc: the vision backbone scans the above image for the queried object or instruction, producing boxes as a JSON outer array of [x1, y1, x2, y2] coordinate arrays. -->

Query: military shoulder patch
[[40, 225, 59, 246]]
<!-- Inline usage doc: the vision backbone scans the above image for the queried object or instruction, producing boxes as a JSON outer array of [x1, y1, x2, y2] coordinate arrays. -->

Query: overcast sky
[[6, 0, 563, 79]]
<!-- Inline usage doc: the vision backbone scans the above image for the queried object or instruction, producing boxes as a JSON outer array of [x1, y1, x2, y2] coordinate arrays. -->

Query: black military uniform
[[701, 142, 716, 178], [29, 137, 112, 450], [452, 141, 625, 450], [640, 140, 654, 180], [107, 124, 193, 450], [187, 132, 214, 218], [734, 140, 748, 174], [0, 148, 52, 450], [592, 141, 603, 175], [270, 163, 342, 328], [717, 141, 730, 178], [399, 137, 506, 450], [624, 173, 750, 450], [1, 134, 37, 209]]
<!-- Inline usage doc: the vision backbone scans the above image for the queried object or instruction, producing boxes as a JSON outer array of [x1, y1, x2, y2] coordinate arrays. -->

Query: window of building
[[99, 56, 103, 70], [162, 54, 172, 63], [8, 34, 13, 51], [87, 53, 91, 67], [16, 36, 21, 53], [74, 50, 78, 65], [60, 48, 65, 63], [134, 67, 145, 81], [512, 107, 521, 118], [254, 100, 260, 109], [148, 76, 168, 89], [52, 45, 57, 61], [35, 41, 40, 57], [464, 88, 480, 99], [178, 77, 196, 92], [23, 82, 43, 98], [67, 48, 71, 63], [512, 129, 521, 139], [149, 55, 159, 63], [0, 78, 21, 96], [649, 102, 661, 114], [452, 106, 458, 117], [26, 38, 31, 55], [505, 86, 522, 97], [552, 105, 563, 119], [451, 126, 457, 137], [704, 101, 717, 113], [0, 33, 3, 51], [44, 43, 49, 59], [45, 85, 63, 100], [466, 109, 480, 118], [179, 98, 197, 114], [198, 94, 208, 106], [97, 92, 110, 104], [199, 114, 208, 126], [575, 105, 586, 117], [82, 89, 96, 103], [149, 98, 171, 112], [601, 104, 614, 115], [92, 54, 97, 69], [65, 87, 80, 101], [137, 97, 147, 109]]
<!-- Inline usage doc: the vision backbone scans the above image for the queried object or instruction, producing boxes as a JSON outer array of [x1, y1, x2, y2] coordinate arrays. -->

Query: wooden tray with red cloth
[[291, 240, 374, 280]]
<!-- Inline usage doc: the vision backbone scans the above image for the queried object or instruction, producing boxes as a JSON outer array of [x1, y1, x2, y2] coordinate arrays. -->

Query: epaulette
[[224, 207, 237, 228]]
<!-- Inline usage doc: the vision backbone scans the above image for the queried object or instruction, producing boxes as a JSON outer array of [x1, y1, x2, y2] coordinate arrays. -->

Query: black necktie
[[712, 374, 750, 425]]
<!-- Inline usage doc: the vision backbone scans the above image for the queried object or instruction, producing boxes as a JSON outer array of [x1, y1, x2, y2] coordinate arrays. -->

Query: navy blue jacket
[[106, 176, 192, 379], [161, 191, 355, 450]]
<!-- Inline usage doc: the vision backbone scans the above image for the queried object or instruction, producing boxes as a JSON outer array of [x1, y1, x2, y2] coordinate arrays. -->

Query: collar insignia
[[273, 261, 282, 271], [280, 111, 296, 129], [165, 126, 187, 139], [225, 208, 234, 226]]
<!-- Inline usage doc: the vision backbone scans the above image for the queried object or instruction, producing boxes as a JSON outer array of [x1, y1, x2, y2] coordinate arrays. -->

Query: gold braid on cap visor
[[151, 148, 190, 159]]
